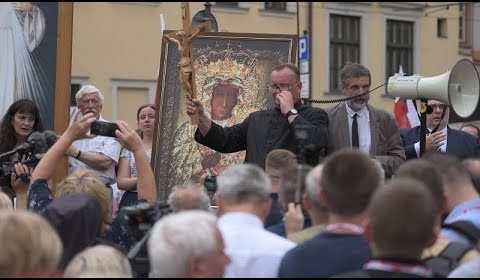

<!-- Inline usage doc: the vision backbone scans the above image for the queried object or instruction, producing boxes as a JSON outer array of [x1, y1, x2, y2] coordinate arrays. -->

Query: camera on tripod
[[294, 124, 316, 164], [123, 201, 172, 278], [123, 201, 172, 241]]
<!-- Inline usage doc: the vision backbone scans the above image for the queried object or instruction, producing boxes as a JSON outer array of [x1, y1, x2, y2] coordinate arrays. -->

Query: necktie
[[352, 113, 359, 148]]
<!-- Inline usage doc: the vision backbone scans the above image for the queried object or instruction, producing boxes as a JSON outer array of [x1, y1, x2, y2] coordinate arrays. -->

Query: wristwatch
[[285, 108, 298, 118]]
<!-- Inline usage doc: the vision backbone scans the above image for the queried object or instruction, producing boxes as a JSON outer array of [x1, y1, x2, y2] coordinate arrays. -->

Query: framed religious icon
[[152, 32, 297, 201], [0, 2, 72, 182], [0, 2, 72, 132]]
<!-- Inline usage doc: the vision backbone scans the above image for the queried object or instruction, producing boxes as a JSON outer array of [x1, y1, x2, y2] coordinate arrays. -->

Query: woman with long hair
[[0, 99, 44, 199], [117, 104, 156, 208]]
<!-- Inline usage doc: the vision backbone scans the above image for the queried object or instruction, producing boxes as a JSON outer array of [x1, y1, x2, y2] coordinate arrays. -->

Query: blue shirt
[[441, 199, 480, 246]]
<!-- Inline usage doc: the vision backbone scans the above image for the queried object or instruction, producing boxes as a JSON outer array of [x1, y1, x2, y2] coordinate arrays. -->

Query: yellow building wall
[[72, 2, 464, 122], [420, 6, 461, 75]]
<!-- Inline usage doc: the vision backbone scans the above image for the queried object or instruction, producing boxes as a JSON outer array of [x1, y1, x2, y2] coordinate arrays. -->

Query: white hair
[[148, 210, 218, 277], [0, 191, 13, 210], [167, 181, 212, 212], [305, 164, 325, 209], [75, 85, 104, 105], [216, 163, 271, 204], [64, 245, 132, 278]]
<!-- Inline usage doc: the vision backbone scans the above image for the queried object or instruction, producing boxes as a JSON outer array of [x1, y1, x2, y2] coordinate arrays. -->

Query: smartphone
[[90, 121, 119, 137]]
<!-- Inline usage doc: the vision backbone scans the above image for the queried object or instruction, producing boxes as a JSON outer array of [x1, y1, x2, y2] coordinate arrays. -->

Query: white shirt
[[68, 117, 122, 184], [218, 212, 296, 278], [414, 126, 448, 158], [346, 104, 371, 154]]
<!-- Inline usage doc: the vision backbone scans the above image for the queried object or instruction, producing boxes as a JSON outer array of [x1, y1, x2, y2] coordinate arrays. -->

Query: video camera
[[0, 156, 41, 186], [123, 201, 172, 242], [123, 201, 172, 278], [294, 124, 317, 165], [0, 131, 57, 186], [204, 175, 218, 193]]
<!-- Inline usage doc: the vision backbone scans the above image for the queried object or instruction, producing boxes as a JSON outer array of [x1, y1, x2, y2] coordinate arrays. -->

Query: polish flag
[[393, 65, 420, 129]]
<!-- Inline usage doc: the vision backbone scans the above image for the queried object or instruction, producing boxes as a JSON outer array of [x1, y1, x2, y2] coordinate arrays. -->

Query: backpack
[[442, 220, 480, 248], [424, 220, 480, 277], [423, 241, 473, 278]]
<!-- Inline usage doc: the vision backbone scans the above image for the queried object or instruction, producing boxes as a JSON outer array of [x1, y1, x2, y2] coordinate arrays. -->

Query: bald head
[[168, 182, 212, 212]]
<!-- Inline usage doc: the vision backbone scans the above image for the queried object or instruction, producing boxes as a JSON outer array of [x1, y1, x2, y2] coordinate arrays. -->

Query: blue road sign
[[299, 36, 308, 61]]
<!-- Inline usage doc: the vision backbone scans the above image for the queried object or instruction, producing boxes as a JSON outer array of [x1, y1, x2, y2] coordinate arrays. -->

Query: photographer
[[0, 99, 44, 200], [22, 112, 157, 212], [66, 85, 121, 188]]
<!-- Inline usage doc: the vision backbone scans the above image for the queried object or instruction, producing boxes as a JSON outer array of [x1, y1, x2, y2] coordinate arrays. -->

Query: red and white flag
[[394, 99, 420, 129], [392, 65, 420, 129]]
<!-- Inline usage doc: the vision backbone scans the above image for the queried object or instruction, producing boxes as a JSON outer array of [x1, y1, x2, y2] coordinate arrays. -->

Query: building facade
[[71, 2, 477, 127]]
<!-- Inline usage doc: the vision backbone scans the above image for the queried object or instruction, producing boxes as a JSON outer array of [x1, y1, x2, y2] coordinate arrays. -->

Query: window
[[264, 2, 286, 12], [437, 18, 447, 38], [70, 84, 81, 107], [459, 4, 465, 41], [386, 20, 413, 80], [111, 80, 156, 125], [459, 2, 472, 50], [329, 14, 360, 93]]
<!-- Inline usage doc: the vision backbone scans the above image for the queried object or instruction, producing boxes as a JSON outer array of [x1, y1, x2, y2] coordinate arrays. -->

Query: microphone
[[0, 131, 50, 161], [26, 131, 47, 154], [42, 130, 59, 152]]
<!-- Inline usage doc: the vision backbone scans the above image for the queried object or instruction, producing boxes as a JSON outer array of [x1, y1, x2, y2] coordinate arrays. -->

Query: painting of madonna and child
[[153, 32, 297, 201]]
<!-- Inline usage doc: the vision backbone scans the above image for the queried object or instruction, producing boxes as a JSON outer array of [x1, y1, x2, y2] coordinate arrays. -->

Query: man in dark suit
[[400, 99, 480, 160], [326, 63, 406, 178]]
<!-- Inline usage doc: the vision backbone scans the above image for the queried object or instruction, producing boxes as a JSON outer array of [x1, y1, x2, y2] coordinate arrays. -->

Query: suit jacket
[[400, 126, 480, 160], [326, 102, 406, 178]]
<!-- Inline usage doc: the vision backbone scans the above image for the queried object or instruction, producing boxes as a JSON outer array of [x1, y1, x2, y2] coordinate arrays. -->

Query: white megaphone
[[386, 59, 480, 118]]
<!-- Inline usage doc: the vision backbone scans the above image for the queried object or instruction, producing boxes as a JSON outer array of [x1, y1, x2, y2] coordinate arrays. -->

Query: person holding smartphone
[[66, 85, 122, 189]]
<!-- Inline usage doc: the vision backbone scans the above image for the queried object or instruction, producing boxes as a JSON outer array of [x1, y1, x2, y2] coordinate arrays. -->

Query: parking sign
[[299, 36, 308, 61]]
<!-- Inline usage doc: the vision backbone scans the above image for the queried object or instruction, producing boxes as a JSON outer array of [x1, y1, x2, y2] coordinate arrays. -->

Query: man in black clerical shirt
[[185, 63, 329, 169]]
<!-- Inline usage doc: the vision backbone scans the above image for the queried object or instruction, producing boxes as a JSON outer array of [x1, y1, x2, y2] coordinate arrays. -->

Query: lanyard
[[325, 223, 364, 235], [364, 260, 432, 277]]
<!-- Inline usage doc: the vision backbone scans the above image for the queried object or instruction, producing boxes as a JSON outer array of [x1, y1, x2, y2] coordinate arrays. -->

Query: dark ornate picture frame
[[152, 32, 297, 201]]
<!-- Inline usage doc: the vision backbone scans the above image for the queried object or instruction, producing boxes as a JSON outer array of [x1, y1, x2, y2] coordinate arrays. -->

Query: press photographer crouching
[[0, 99, 44, 201]]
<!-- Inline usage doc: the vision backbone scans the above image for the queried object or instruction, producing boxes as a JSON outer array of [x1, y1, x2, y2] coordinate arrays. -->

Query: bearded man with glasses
[[186, 63, 328, 169]]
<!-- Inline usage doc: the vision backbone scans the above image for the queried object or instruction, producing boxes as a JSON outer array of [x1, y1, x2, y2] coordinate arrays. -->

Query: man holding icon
[[186, 63, 328, 169]]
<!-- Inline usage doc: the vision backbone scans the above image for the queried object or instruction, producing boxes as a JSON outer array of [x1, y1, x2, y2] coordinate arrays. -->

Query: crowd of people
[[1, 62, 480, 278]]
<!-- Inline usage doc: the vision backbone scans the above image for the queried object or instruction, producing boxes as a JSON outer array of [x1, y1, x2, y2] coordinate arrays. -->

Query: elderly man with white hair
[[216, 163, 296, 277], [66, 85, 122, 188], [148, 210, 231, 278]]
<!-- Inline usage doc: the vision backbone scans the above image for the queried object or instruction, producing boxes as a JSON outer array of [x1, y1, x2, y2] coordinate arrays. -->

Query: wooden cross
[[164, 2, 211, 124]]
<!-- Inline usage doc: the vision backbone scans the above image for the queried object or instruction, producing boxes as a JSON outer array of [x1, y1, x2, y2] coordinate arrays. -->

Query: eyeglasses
[[81, 98, 100, 106], [429, 104, 449, 111], [267, 82, 299, 93], [139, 114, 156, 120]]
